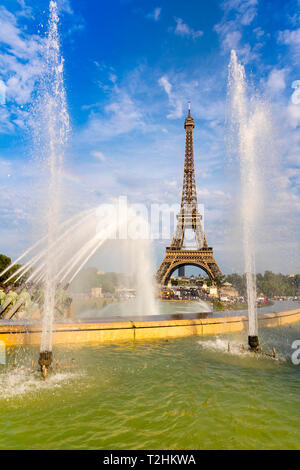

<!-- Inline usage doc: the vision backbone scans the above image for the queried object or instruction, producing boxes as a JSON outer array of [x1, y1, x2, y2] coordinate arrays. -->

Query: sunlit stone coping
[[0, 309, 299, 347]]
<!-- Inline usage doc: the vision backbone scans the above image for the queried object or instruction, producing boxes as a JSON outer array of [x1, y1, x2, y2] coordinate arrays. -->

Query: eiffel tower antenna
[[156, 104, 222, 285]]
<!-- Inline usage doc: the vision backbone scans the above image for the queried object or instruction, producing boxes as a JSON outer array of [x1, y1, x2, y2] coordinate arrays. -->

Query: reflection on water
[[75, 299, 299, 322], [77, 299, 212, 320], [221, 300, 300, 316]]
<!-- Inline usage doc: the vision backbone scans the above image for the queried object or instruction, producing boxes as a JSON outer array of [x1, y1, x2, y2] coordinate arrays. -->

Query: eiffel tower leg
[[160, 264, 175, 285], [156, 256, 180, 285], [207, 261, 222, 280], [156, 259, 172, 285]]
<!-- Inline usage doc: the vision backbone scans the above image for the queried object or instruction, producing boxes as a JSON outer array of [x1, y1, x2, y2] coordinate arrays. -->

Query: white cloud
[[214, 0, 259, 62], [287, 103, 300, 128], [159, 76, 172, 95], [221, 0, 258, 18], [278, 28, 300, 46], [16, 0, 33, 19], [56, 0, 74, 15], [221, 30, 241, 50], [79, 87, 145, 143], [158, 76, 183, 119], [0, 3, 81, 134], [266, 68, 287, 94], [0, 7, 42, 60], [91, 151, 106, 162], [278, 27, 300, 63], [0, 6, 44, 132], [253, 27, 264, 39], [147, 7, 161, 21], [174, 18, 203, 39], [109, 73, 117, 84], [0, 107, 15, 133]]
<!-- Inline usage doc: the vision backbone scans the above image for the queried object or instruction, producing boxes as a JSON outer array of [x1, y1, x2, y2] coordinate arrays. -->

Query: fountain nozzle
[[248, 335, 259, 351], [38, 351, 53, 379]]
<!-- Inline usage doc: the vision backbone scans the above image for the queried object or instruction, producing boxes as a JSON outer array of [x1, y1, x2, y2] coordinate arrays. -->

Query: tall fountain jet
[[38, 0, 70, 373], [228, 50, 259, 350], [0, 2, 158, 375]]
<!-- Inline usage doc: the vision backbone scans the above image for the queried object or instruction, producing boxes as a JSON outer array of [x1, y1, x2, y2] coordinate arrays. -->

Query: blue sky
[[0, 0, 299, 274]]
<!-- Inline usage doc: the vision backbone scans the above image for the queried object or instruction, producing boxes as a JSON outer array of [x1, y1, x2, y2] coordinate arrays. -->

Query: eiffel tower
[[156, 103, 222, 285]]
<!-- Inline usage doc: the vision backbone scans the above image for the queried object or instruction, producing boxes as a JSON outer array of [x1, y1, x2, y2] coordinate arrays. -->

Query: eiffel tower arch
[[156, 103, 222, 285]]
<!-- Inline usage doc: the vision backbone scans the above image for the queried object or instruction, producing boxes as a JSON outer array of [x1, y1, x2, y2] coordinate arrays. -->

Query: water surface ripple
[[0, 323, 300, 449]]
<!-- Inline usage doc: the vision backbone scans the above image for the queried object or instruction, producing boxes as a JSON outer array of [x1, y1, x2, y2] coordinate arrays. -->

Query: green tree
[[225, 273, 247, 296], [0, 254, 23, 286]]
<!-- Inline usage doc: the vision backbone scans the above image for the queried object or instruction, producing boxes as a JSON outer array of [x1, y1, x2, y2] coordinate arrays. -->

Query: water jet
[[228, 50, 271, 351]]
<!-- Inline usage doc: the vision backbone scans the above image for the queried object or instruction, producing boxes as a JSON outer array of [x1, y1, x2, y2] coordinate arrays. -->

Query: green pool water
[[0, 323, 300, 450]]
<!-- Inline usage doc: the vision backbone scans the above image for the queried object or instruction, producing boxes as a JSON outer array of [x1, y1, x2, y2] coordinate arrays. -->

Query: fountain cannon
[[248, 335, 260, 351], [38, 351, 53, 378]]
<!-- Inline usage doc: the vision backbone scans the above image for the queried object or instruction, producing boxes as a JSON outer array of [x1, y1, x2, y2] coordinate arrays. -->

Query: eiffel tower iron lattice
[[156, 103, 222, 285]]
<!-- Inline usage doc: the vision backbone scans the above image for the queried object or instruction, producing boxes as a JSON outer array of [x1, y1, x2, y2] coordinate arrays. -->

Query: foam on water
[[198, 336, 286, 363], [0, 366, 83, 401], [199, 337, 251, 356]]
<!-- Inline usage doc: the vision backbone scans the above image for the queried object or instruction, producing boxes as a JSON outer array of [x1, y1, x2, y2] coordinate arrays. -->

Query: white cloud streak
[[79, 87, 145, 143], [158, 76, 183, 119], [147, 7, 161, 21], [174, 18, 203, 39], [0, 6, 43, 132], [214, 0, 259, 62]]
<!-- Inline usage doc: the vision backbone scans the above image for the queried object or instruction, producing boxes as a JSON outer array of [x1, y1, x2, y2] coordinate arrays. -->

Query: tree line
[[69, 267, 135, 294], [0, 254, 22, 287], [1, 253, 299, 298], [225, 271, 300, 298]]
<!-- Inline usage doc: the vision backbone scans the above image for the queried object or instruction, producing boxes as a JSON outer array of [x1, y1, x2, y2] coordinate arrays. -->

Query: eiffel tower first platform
[[156, 103, 222, 285]]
